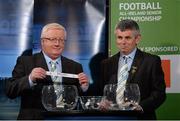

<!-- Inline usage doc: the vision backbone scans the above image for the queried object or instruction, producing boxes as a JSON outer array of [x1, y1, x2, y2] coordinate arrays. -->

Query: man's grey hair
[[41, 23, 67, 39], [115, 19, 140, 36]]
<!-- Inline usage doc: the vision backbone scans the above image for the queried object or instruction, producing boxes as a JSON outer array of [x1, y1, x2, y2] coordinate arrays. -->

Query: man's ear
[[135, 34, 141, 44]]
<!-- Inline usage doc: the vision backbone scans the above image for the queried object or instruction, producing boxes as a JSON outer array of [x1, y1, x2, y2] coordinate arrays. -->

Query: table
[[44, 110, 142, 120]]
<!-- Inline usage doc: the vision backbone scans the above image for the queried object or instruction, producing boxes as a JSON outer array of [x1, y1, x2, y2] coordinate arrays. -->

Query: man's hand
[[78, 72, 89, 91], [99, 99, 112, 111], [78, 72, 89, 86], [29, 67, 46, 82]]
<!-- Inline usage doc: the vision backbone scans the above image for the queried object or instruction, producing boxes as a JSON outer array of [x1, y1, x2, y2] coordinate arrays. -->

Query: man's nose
[[54, 40, 60, 44], [121, 38, 127, 43]]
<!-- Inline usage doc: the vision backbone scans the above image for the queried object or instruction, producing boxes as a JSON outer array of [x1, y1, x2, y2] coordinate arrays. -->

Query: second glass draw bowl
[[80, 96, 105, 110]]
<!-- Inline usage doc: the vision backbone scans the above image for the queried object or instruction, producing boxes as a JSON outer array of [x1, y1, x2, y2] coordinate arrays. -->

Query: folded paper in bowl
[[42, 84, 78, 111], [80, 96, 106, 110], [103, 83, 142, 111]]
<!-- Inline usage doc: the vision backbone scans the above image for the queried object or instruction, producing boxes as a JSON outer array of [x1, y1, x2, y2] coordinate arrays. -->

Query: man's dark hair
[[115, 19, 140, 34]]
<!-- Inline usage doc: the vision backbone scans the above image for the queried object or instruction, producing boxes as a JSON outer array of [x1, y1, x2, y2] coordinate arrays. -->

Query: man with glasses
[[6, 23, 89, 120]]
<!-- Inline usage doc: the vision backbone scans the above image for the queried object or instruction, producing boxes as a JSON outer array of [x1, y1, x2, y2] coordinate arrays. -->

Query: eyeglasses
[[42, 37, 65, 43]]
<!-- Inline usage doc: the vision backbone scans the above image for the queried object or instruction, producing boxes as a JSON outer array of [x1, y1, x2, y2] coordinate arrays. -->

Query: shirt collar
[[121, 48, 137, 59], [42, 51, 61, 64]]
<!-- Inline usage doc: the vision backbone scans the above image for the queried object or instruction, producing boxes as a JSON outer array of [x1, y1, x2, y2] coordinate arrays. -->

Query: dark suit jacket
[[6, 52, 83, 120], [100, 49, 166, 119]]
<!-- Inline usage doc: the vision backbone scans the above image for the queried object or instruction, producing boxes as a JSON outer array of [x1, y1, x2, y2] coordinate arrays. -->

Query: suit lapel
[[127, 49, 144, 83], [61, 56, 69, 83], [61, 56, 69, 73], [61, 56, 80, 85], [34, 52, 52, 83]]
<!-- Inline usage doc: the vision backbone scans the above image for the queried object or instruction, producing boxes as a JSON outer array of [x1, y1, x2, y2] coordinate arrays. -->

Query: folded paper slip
[[46, 71, 78, 78]]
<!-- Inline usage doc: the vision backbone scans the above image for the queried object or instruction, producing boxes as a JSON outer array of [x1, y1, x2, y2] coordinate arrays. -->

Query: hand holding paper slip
[[46, 71, 79, 78]]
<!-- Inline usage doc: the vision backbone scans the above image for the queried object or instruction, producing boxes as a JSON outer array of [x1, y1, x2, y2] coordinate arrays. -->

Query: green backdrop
[[109, 0, 180, 119]]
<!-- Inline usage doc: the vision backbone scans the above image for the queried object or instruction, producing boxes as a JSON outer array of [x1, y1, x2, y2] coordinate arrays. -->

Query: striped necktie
[[116, 56, 129, 105]]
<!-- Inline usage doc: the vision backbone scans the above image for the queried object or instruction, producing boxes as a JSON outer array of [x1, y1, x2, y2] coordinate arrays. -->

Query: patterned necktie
[[116, 56, 129, 105], [50, 61, 63, 107], [50, 61, 59, 83]]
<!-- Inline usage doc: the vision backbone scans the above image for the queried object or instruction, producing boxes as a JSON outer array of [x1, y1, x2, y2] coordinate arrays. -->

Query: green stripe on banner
[[156, 93, 180, 120]]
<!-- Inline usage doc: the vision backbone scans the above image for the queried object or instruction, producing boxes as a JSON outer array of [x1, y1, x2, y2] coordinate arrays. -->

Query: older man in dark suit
[[100, 19, 166, 119], [6, 23, 89, 120]]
